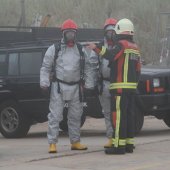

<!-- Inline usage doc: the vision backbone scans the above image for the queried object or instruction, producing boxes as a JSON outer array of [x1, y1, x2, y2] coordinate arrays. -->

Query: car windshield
[[0, 54, 7, 76]]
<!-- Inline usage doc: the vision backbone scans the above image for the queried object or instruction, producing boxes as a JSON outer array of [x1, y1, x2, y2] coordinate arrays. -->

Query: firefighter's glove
[[41, 86, 50, 98]]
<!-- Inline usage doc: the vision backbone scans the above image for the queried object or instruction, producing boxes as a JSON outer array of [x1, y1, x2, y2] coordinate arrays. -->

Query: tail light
[[145, 78, 165, 93], [146, 80, 150, 93], [153, 87, 165, 92]]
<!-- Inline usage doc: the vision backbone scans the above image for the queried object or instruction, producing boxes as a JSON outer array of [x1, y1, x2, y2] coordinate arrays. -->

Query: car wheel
[[0, 101, 30, 138], [59, 108, 86, 132], [163, 113, 170, 127], [135, 107, 144, 135]]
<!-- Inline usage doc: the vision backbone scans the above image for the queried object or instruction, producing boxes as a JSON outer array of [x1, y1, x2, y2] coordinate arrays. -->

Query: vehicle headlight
[[153, 78, 160, 87]]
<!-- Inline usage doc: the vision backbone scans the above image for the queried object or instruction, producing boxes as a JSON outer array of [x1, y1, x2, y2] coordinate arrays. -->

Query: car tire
[[135, 107, 144, 135], [59, 108, 86, 132], [163, 113, 170, 127], [0, 101, 31, 138]]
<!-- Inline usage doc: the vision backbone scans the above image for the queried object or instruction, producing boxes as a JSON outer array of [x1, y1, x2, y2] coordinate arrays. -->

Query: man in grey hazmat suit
[[98, 18, 118, 148], [83, 18, 117, 148], [40, 19, 87, 153]]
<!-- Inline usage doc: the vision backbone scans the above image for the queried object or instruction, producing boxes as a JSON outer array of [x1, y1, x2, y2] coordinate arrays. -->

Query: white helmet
[[114, 18, 134, 35]]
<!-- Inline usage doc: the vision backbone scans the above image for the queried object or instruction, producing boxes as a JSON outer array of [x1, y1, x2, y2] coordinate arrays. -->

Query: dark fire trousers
[[110, 92, 135, 148]]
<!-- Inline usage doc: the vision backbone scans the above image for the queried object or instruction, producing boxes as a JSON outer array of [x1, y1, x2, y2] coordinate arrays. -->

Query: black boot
[[126, 144, 134, 153], [105, 146, 125, 155], [105, 146, 115, 154]]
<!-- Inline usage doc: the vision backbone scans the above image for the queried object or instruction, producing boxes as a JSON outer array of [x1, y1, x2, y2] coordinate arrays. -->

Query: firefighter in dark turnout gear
[[88, 18, 141, 154]]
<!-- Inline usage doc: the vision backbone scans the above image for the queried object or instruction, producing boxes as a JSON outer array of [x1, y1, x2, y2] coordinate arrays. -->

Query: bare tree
[[18, 0, 26, 27], [1, 0, 170, 63]]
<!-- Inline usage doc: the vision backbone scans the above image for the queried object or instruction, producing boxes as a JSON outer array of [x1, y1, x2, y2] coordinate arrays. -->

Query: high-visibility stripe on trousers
[[110, 93, 135, 148]]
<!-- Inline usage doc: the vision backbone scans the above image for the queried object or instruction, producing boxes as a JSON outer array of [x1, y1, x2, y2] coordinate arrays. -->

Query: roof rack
[[0, 39, 101, 50], [0, 26, 103, 47]]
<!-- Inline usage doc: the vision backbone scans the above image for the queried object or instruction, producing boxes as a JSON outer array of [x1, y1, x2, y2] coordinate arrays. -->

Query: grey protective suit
[[84, 49, 99, 89], [99, 39, 114, 139], [84, 41, 113, 139], [40, 41, 84, 144]]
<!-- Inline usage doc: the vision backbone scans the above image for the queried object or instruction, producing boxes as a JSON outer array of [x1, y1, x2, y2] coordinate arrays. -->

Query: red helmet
[[104, 18, 117, 29], [61, 19, 78, 31]]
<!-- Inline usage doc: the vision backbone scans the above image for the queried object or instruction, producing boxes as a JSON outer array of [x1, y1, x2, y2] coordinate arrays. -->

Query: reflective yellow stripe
[[126, 138, 135, 145], [125, 49, 140, 55], [112, 139, 126, 146], [112, 138, 115, 144], [109, 82, 137, 90], [123, 49, 140, 83], [115, 96, 121, 147], [124, 53, 129, 82], [119, 139, 126, 146], [99, 46, 106, 56]]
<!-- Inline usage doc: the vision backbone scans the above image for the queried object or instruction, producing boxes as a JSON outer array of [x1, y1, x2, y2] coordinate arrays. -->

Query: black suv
[[0, 27, 170, 138], [0, 43, 50, 138], [0, 27, 105, 138], [136, 67, 170, 132], [0, 41, 105, 138]]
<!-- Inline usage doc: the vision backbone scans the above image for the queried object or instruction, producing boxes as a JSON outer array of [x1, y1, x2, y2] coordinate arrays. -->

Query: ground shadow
[[26, 129, 106, 138], [26, 128, 170, 139]]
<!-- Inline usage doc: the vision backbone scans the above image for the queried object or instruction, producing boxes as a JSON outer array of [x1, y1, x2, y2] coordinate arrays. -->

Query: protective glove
[[40, 86, 50, 98]]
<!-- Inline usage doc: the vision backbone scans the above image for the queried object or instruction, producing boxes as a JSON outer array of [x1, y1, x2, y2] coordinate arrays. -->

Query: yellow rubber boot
[[104, 138, 112, 148], [71, 142, 88, 150], [49, 144, 57, 153]]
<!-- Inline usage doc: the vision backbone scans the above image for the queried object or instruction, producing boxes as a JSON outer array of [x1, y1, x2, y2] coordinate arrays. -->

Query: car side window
[[8, 53, 19, 75], [20, 51, 42, 75]]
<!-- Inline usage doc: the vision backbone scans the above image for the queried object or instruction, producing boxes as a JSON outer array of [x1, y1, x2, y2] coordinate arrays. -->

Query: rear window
[[20, 51, 42, 75], [8, 53, 19, 75], [0, 53, 7, 75]]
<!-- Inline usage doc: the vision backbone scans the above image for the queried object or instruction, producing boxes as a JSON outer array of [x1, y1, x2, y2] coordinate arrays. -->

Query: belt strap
[[55, 78, 80, 85]]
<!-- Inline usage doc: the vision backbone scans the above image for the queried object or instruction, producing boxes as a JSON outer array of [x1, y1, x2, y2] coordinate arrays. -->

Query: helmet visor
[[64, 31, 76, 42], [105, 30, 115, 40]]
